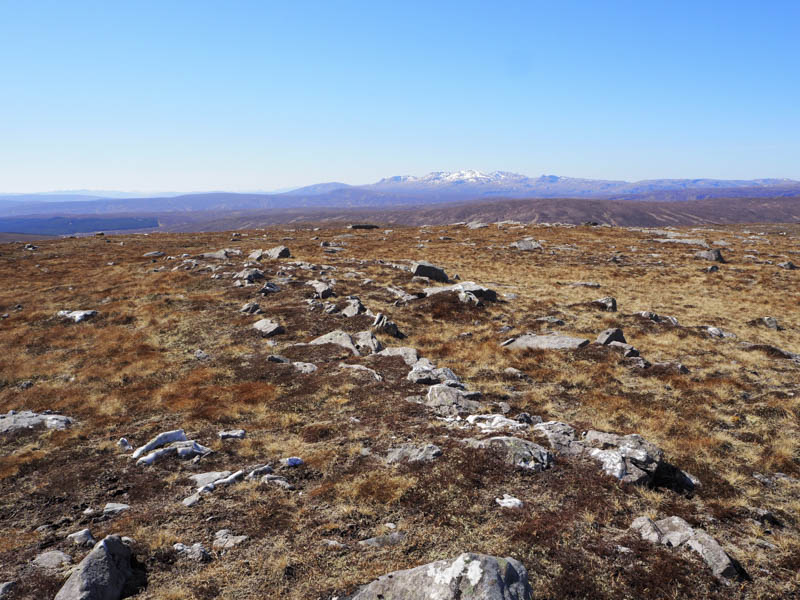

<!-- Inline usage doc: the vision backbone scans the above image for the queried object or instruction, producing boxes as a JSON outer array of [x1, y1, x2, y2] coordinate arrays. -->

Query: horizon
[[3, 169, 800, 198], [2, 1, 799, 192]]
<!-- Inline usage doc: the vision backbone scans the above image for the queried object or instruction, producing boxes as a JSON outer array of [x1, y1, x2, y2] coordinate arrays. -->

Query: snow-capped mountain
[[365, 170, 798, 198]]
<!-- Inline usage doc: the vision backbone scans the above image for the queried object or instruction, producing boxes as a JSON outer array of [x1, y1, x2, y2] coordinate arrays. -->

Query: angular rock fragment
[[266, 245, 291, 259], [466, 436, 553, 472], [695, 249, 725, 262], [411, 260, 448, 282], [253, 318, 284, 337], [386, 443, 442, 464], [597, 328, 626, 345]]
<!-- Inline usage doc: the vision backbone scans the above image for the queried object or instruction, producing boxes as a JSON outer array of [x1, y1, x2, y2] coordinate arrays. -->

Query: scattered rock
[[67, 528, 96, 547], [411, 260, 448, 282], [386, 443, 442, 464], [33, 550, 73, 571], [502, 333, 589, 351], [596, 328, 626, 345], [466, 436, 553, 472], [348, 552, 533, 600], [510, 239, 543, 251], [266, 245, 291, 259], [54, 535, 139, 600], [103, 503, 131, 517], [421, 384, 483, 416], [0, 410, 74, 434], [358, 531, 406, 548], [631, 516, 744, 580], [213, 529, 248, 550], [778, 261, 797, 270], [218, 429, 246, 440], [496, 494, 524, 508], [695, 249, 726, 262], [591, 296, 617, 311], [253, 318, 284, 337], [57, 310, 98, 323]]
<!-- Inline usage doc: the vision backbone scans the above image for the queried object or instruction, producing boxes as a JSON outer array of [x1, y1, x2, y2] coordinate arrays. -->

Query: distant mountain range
[[1, 171, 799, 234]]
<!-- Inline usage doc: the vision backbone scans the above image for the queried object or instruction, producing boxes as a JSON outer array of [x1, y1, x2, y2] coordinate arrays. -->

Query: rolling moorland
[[0, 220, 799, 599]]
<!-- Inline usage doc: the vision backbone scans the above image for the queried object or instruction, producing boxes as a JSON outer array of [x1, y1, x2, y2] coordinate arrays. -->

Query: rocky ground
[[0, 221, 798, 599]]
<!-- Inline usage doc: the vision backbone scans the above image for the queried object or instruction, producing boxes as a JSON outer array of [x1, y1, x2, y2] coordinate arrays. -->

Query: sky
[[1, 0, 799, 192]]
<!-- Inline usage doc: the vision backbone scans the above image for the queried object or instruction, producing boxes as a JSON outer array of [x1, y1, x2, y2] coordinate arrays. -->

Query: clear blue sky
[[1, 0, 798, 192]]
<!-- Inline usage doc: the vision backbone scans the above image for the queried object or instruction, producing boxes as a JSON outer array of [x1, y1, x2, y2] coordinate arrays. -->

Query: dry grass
[[0, 222, 799, 599]]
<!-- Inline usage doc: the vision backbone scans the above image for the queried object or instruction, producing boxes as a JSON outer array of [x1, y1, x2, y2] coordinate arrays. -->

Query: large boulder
[[348, 552, 533, 600], [412, 261, 449, 282], [309, 330, 360, 356], [54, 535, 138, 600]]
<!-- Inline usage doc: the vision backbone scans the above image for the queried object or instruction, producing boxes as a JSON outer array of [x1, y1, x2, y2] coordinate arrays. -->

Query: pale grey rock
[[695, 249, 726, 262], [423, 281, 498, 302], [358, 531, 406, 548], [778, 261, 797, 270], [371, 313, 403, 338], [259, 282, 281, 295], [607, 341, 639, 357], [348, 552, 533, 600], [569, 281, 600, 288], [466, 414, 528, 434], [67, 528, 96, 547], [706, 326, 736, 339], [533, 421, 583, 456], [233, 268, 264, 282], [33, 550, 73, 570], [309, 330, 360, 355], [308, 279, 334, 299], [653, 238, 710, 248], [630, 516, 663, 544], [407, 366, 460, 385], [189, 471, 232, 489], [591, 296, 617, 311], [340, 363, 383, 381], [636, 311, 679, 326], [54, 535, 136, 600], [597, 328, 626, 345], [411, 260, 449, 282], [266, 245, 291, 259], [423, 385, 483, 417], [353, 331, 383, 355], [0, 582, 15, 598], [173, 542, 210, 562], [292, 361, 318, 374], [502, 333, 589, 351], [142, 251, 164, 258], [58, 310, 98, 323], [213, 529, 248, 550], [135, 440, 211, 465], [386, 443, 442, 464], [0, 410, 74, 433], [510, 239, 543, 251], [467, 436, 553, 472], [218, 429, 246, 440], [583, 431, 663, 485], [342, 296, 368, 317], [131, 429, 187, 459], [240, 301, 263, 314], [253, 318, 284, 337], [246, 465, 274, 480], [496, 494, 524, 508], [377, 346, 419, 366], [103, 503, 130, 517]]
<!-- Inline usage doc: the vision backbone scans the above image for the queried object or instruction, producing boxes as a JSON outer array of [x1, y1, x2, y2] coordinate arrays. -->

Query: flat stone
[[253, 318, 284, 337], [33, 550, 72, 570], [213, 529, 248, 550], [502, 334, 589, 351], [0, 410, 74, 434]]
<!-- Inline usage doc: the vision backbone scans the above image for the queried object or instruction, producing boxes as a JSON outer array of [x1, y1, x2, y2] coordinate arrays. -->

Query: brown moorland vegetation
[[0, 221, 799, 599]]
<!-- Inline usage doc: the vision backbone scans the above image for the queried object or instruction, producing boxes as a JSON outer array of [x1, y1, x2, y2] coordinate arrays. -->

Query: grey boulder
[[54, 535, 137, 600], [348, 552, 532, 600], [253, 318, 284, 337], [411, 260, 449, 282], [695, 249, 725, 263]]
